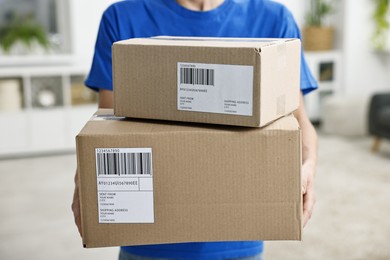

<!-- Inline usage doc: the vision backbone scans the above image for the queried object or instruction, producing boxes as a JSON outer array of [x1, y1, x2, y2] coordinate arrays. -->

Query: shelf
[[0, 105, 97, 158], [304, 50, 343, 122], [0, 64, 88, 77], [0, 0, 102, 157], [304, 50, 342, 59], [0, 54, 75, 68], [0, 64, 97, 157]]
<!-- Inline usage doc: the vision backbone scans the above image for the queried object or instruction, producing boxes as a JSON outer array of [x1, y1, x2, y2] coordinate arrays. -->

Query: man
[[72, 0, 318, 259]]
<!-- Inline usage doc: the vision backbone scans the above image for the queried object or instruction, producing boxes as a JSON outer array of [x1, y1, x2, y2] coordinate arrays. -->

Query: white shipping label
[[95, 148, 154, 223], [177, 62, 253, 116]]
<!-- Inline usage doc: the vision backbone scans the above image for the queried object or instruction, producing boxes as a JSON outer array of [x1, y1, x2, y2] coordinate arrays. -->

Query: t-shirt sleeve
[[85, 5, 120, 91], [278, 7, 318, 95]]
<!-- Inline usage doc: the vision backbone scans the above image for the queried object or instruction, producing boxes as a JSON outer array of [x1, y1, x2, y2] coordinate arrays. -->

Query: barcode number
[[96, 152, 152, 176], [180, 67, 214, 86]]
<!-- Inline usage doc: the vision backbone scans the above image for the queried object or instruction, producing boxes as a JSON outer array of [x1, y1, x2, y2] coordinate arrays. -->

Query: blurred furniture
[[0, 66, 97, 158], [304, 50, 342, 123], [0, 0, 115, 158], [369, 93, 390, 152], [322, 95, 370, 136]]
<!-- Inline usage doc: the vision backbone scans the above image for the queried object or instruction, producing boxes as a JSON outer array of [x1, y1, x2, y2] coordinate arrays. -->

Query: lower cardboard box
[[76, 109, 302, 248]]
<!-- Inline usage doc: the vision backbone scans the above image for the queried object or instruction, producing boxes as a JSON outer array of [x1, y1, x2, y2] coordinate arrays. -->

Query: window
[[0, 0, 71, 54]]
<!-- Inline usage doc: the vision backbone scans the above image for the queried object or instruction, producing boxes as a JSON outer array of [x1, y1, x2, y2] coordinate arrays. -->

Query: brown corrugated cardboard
[[76, 109, 302, 248], [113, 37, 301, 127]]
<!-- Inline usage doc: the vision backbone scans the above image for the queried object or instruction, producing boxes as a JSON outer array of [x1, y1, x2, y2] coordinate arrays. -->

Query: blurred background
[[0, 0, 389, 259]]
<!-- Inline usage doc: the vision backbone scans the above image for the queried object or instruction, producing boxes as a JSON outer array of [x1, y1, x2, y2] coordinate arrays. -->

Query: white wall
[[69, 0, 117, 68], [273, 0, 304, 27], [341, 0, 390, 96]]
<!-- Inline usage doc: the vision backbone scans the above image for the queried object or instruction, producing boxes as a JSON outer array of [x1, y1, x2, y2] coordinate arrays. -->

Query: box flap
[[78, 110, 299, 136], [114, 36, 299, 49]]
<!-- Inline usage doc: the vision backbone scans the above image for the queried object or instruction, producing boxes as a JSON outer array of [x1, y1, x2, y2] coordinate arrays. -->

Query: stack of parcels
[[76, 37, 303, 248]]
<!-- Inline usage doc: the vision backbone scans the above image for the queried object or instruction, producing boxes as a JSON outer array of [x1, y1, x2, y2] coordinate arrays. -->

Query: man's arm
[[294, 93, 318, 227], [99, 89, 114, 108], [72, 89, 114, 236]]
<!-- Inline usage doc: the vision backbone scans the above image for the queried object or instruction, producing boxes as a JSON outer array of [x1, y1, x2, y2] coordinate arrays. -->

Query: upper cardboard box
[[76, 109, 302, 248], [113, 37, 301, 127]]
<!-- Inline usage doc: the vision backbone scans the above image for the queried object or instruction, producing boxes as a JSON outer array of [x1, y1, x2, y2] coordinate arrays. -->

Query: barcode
[[96, 152, 152, 176], [180, 67, 214, 86]]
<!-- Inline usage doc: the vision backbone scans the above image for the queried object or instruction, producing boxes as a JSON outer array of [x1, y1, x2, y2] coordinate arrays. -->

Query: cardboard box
[[76, 109, 302, 248], [113, 37, 301, 127]]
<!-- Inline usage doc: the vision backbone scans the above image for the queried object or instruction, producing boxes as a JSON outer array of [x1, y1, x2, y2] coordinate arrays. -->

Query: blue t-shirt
[[85, 0, 318, 259], [86, 0, 317, 95]]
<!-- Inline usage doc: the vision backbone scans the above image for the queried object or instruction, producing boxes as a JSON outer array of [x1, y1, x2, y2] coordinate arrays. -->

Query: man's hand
[[71, 170, 82, 237], [301, 160, 316, 227], [71, 89, 113, 237], [293, 93, 318, 228]]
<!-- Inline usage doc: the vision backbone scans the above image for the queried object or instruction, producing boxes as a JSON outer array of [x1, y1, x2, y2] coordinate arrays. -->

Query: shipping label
[[177, 62, 253, 116], [95, 148, 154, 223]]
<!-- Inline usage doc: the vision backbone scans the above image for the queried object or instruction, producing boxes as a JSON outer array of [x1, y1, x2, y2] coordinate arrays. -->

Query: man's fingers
[[72, 187, 83, 237], [72, 201, 83, 237], [301, 171, 309, 195], [301, 183, 307, 195], [302, 187, 316, 227], [301, 161, 316, 227]]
